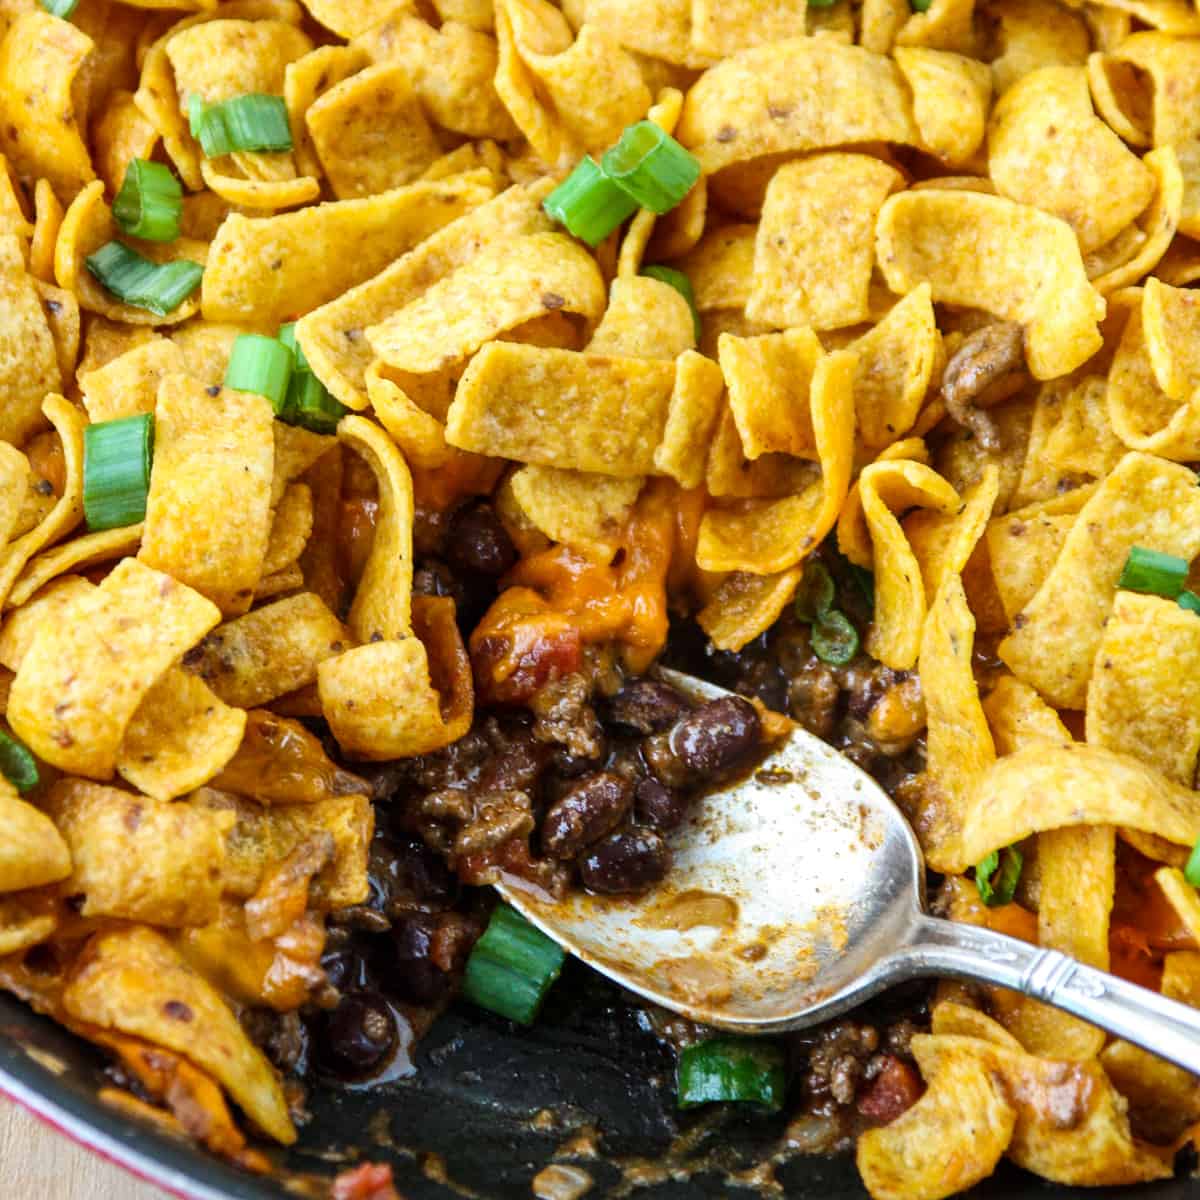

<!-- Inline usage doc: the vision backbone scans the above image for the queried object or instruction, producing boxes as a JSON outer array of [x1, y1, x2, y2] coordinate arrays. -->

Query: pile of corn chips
[[2, 0, 1200, 1193]]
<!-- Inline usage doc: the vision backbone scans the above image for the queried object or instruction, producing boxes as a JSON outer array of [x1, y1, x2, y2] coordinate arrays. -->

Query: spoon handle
[[899, 913, 1200, 1074]]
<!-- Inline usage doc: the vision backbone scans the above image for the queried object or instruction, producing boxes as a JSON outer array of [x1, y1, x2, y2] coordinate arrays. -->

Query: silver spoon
[[498, 669, 1200, 1073]]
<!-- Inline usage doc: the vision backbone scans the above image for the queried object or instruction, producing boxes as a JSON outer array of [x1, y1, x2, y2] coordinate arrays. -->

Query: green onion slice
[[83, 413, 154, 532], [39, 0, 79, 17], [191, 94, 293, 157], [289, 370, 348, 434], [640, 265, 701, 343], [601, 121, 701, 215], [112, 159, 183, 243], [84, 241, 202, 316], [811, 609, 859, 665], [225, 333, 294, 409], [0, 730, 38, 794], [543, 156, 638, 247], [975, 845, 1023, 907], [677, 1038, 787, 1111], [1186, 838, 1200, 888], [277, 322, 310, 372], [909, 0, 933, 10], [1117, 545, 1188, 599], [1180, 590, 1200, 615], [794, 560, 836, 624], [461, 903, 565, 1025]]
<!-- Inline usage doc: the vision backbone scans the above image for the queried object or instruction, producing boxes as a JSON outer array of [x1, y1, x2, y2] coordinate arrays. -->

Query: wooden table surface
[[0, 1095, 168, 1198]]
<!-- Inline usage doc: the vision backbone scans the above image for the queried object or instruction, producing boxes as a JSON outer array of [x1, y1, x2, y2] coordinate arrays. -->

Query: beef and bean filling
[[277, 508, 928, 1131]]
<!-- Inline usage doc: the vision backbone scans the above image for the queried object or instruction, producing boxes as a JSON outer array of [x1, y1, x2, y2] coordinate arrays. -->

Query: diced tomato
[[331, 1162, 401, 1200], [470, 588, 583, 704], [857, 1056, 924, 1124]]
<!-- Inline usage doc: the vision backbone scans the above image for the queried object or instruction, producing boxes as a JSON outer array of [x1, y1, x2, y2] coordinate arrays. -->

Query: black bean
[[370, 833, 456, 911], [634, 777, 688, 832], [372, 913, 450, 1005], [318, 991, 396, 1076], [541, 770, 633, 859], [580, 830, 670, 894], [605, 680, 690, 735], [641, 732, 693, 788], [444, 502, 517, 577], [320, 947, 366, 993], [412, 558, 465, 605], [668, 696, 761, 775]]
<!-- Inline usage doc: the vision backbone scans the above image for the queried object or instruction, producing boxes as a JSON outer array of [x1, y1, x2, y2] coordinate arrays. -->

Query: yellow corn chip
[[653, 349, 725, 489], [989, 66, 1155, 254], [446, 342, 677, 475], [34, 279, 79, 385], [339, 415, 414, 643], [674, 223, 755, 313], [202, 173, 494, 328], [719, 327, 821, 459], [9, 557, 220, 778], [895, 47, 991, 166], [696, 566, 805, 652], [300, 0, 399, 36], [307, 62, 439, 199], [0, 891, 58, 958], [140, 375, 274, 616], [0, 12, 94, 202], [1000, 453, 1200, 707], [364, 361, 452, 470], [696, 350, 856, 574], [262, 483, 312, 578], [186, 592, 348, 709], [0, 576, 98, 672], [29, 180, 63, 285], [0, 235, 60, 446], [7, 524, 143, 610], [906, 465, 999, 604], [0, 154, 31, 242], [171, 321, 247, 393], [296, 180, 550, 409], [1107, 32, 1200, 148], [79, 338, 184, 424], [47, 778, 233, 922], [894, 0, 976, 52], [283, 45, 368, 180], [510, 466, 642, 558], [983, 674, 1070, 755], [1101, 1039, 1200, 1146], [586, 277, 695, 360], [166, 18, 311, 104], [746, 154, 903, 331], [0, 778, 71, 894], [857, 1034, 1016, 1200], [116, 667, 246, 802], [703, 403, 815, 500], [676, 39, 920, 183], [367, 232, 605, 374], [1086, 591, 1200, 785], [56, 182, 205, 326], [62, 926, 296, 1144], [877, 188, 1105, 380], [92, 89, 160, 197], [984, 487, 1093, 625], [0, 442, 28, 548]]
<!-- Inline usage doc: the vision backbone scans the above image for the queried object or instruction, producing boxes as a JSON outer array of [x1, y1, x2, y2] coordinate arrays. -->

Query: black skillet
[[2, 955, 1197, 1200]]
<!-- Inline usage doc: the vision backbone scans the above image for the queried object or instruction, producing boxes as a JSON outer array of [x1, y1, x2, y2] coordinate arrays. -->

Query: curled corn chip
[[746, 154, 903, 331], [877, 189, 1104, 380], [587, 276, 695, 360], [367, 232, 605, 374], [999, 453, 1200, 708], [895, 47, 991, 166], [92, 89, 160, 198], [203, 173, 494, 328], [0, 235, 61, 446], [47, 778, 234, 923], [675, 223, 756, 313], [989, 66, 1155, 253], [0, 13, 95, 203], [6, 523, 144, 611], [1096, 32, 1200, 148], [696, 350, 856, 574], [696, 566, 805, 653], [140, 374, 275, 617], [8, 558, 220, 779], [653, 349, 725, 489], [80, 338, 184, 424], [62, 926, 296, 1145], [262, 483, 313, 577], [510, 466, 643, 558], [0, 779, 71, 895]]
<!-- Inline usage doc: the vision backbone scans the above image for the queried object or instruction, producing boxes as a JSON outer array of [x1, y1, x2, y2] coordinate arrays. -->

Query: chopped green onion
[[112, 159, 182, 243], [640, 265, 701, 342], [83, 413, 154, 532], [277, 322, 310, 372], [39, 0, 79, 17], [811, 610, 859, 665], [1117, 545, 1188, 599], [84, 241, 202, 316], [806, 0, 838, 6], [0, 730, 38, 795], [543, 156, 638, 247], [849, 562, 876, 612], [602, 121, 701, 215], [975, 846, 1023, 907], [909, 0, 934, 9], [1180, 590, 1200, 615], [462, 903, 565, 1025], [191, 94, 293, 157], [289, 370, 348, 434], [794, 560, 836, 624], [677, 1038, 787, 1111], [1186, 838, 1200, 888], [225, 334, 294, 410]]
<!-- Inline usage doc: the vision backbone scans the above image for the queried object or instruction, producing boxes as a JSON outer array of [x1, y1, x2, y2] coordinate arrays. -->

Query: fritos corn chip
[[0, 779, 71, 895]]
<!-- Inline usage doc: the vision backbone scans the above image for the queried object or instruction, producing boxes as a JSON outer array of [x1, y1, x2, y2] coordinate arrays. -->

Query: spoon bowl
[[499, 670, 1200, 1072]]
